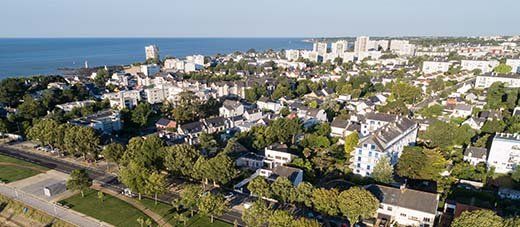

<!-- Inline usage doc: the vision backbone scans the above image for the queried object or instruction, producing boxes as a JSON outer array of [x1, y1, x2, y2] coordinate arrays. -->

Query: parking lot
[[8, 170, 73, 202]]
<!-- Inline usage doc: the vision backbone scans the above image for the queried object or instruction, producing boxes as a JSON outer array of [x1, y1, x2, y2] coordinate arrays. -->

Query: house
[[102, 90, 141, 109], [202, 116, 228, 134], [422, 61, 452, 74], [243, 109, 263, 122], [451, 104, 473, 118], [155, 118, 177, 131], [219, 100, 245, 117], [264, 143, 297, 168], [330, 117, 360, 139], [475, 73, 520, 89], [257, 97, 283, 113], [236, 152, 265, 169], [178, 121, 205, 144], [55, 100, 96, 112], [69, 110, 122, 134], [360, 112, 399, 136], [258, 165, 303, 186], [487, 133, 520, 174], [463, 146, 488, 166], [366, 184, 439, 227], [462, 117, 485, 130]]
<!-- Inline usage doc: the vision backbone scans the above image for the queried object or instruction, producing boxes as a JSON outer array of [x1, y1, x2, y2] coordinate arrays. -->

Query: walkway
[[0, 184, 112, 227], [92, 184, 173, 227]]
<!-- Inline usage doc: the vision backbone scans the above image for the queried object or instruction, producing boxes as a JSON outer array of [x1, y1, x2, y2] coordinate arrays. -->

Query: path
[[0, 183, 113, 227], [92, 184, 173, 227]]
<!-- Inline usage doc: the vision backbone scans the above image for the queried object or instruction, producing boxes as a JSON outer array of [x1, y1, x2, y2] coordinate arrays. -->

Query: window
[[358, 150, 362, 155], [375, 153, 379, 158], [357, 163, 361, 168], [387, 206, 392, 211], [369, 151, 372, 157], [357, 157, 361, 161], [379, 204, 384, 209], [367, 165, 371, 170], [363, 144, 368, 148], [400, 213, 407, 217], [423, 217, 431, 222], [371, 144, 376, 150]]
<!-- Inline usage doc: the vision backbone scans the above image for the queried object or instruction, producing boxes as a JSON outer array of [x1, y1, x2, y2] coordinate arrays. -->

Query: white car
[[224, 192, 234, 200]]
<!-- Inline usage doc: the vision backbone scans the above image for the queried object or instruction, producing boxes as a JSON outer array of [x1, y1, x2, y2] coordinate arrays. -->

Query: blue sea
[[0, 38, 311, 78]]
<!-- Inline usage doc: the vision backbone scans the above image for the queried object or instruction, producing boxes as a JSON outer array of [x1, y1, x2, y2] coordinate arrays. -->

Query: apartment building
[[487, 133, 520, 174]]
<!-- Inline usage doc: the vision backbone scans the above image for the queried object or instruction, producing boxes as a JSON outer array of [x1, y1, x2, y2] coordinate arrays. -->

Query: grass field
[[0, 154, 48, 183], [138, 198, 231, 227], [60, 189, 153, 227]]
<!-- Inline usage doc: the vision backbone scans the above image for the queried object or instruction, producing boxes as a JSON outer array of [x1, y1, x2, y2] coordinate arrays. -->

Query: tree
[[119, 161, 149, 200], [481, 119, 506, 134], [493, 63, 512, 74], [378, 100, 409, 115], [97, 191, 104, 202], [311, 188, 339, 216], [64, 126, 100, 160], [198, 132, 217, 151], [145, 172, 167, 205], [206, 153, 238, 186], [486, 82, 506, 109], [164, 144, 200, 177], [66, 169, 91, 197], [396, 147, 447, 181], [268, 210, 294, 227], [338, 187, 379, 223], [291, 217, 321, 227], [248, 176, 271, 198], [131, 102, 153, 127], [391, 82, 423, 104], [123, 135, 164, 171], [512, 167, 520, 183], [180, 184, 203, 217], [197, 194, 228, 223], [451, 210, 503, 227], [344, 132, 359, 156], [242, 200, 270, 227], [271, 177, 294, 203], [294, 182, 314, 207], [102, 143, 125, 169], [421, 121, 475, 148], [371, 156, 394, 183]]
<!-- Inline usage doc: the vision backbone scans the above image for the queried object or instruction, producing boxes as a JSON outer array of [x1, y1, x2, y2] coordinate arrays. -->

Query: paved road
[[0, 145, 246, 226], [411, 77, 476, 111], [0, 184, 112, 227]]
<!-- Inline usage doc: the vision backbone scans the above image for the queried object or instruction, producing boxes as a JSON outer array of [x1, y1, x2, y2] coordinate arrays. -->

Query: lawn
[[60, 189, 153, 227], [0, 154, 48, 183], [138, 198, 231, 227]]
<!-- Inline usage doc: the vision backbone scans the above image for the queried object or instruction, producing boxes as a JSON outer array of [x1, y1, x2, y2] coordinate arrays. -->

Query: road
[[0, 145, 246, 226], [0, 184, 112, 227], [411, 77, 476, 111]]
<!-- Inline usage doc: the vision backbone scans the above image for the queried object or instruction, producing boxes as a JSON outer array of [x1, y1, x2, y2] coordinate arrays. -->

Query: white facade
[[264, 145, 296, 167], [390, 40, 416, 56], [355, 36, 370, 53], [285, 49, 300, 61], [461, 60, 499, 73], [145, 45, 159, 60], [331, 40, 348, 55], [506, 59, 520, 73], [422, 61, 452, 74], [313, 42, 328, 56], [301, 50, 319, 62], [103, 90, 141, 109], [487, 133, 520, 174], [475, 73, 520, 88], [140, 64, 160, 76]]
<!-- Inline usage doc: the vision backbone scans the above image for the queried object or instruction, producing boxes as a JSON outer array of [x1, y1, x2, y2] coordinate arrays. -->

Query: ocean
[[0, 38, 311, 78]]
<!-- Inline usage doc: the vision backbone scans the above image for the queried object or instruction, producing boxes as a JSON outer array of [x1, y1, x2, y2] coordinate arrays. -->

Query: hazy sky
[[1, 0, 518, 37]]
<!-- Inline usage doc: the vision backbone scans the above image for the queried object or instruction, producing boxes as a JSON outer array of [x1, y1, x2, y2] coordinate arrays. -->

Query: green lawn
[[0, 154, 48, 183], [138, 198, 231, 227], [60, 189, 153, 227]]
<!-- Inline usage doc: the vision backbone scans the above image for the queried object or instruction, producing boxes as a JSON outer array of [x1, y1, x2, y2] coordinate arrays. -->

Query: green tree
[[248, 176, 271, 198], [271, 177, 294, 203], [294, 181, 314, 207], [372, 156, 394, 183], [311, 188, 339, 216], [64, 126, 100, 160], [242, 200, 270, 227], [66, 169, 92, 197], [97, 191, 104, 202], [452, 210, 503, 227], [119, 161, 149, 200], [391, 82, 423, 104], [481, 119, 506, 134], [344, 132, 359, 156], [197, 194, 228, 223], [145, 172, 167, 205], [102, 143, 125, 169], [198, 132, 217, 151], [268, 210, 294, 227], [493, 63, 512, 74], [180, 184, 203, 217], [396, 147, 447, 181], [131, 102, 153, 127], [164, 144, 200, 177], [291, 217, 321, 227], [123, 135, 164, 171], [338, 187, 379, 223], [206, 153, 238, 186]]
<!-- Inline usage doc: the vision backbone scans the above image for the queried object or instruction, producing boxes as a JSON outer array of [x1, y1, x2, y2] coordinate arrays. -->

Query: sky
[[1, 0, 519, 38]]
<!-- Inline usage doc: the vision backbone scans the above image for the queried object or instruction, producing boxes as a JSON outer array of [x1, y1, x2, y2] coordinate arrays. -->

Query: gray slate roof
[[366, 184, 439, 214]]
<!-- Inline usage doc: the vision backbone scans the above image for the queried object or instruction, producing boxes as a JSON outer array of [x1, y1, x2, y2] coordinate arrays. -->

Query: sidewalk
[[0, 183, 113, 227], [92, 184, 173, 227]]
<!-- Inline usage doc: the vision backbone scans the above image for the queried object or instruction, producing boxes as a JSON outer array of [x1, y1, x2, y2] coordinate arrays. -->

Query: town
[[1, 35, 520, 227]]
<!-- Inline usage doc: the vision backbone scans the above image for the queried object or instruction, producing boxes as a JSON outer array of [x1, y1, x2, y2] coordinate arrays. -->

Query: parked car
[[224, 192, 234, 200]]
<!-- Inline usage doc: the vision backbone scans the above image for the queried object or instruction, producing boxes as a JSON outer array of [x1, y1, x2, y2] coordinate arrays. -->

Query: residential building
[[55, 100, 96, 112], [463, 146, 488, 166], [219, 100, 245, 117], [355, 36, 370, 53], [145, 45, 159, 60], [69, 110, 122, 134], [264, 143, 297, 168], [353, 116, 418, 176], [366, 184, 439, 227], [140, 64, 160, 76], [451, 104, 473, 118], [506, 59, 520, 73], [331, 40, 348, 55], [460, 60, 499, 74], [313, 42, 327, 56], [487, 133, 520, 174], [102, 90, 141, 109], [422, 61, 452, 74], [475, 73, 520, 88], [390, 40, 416, 56], [285, 49, 300, 61]]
